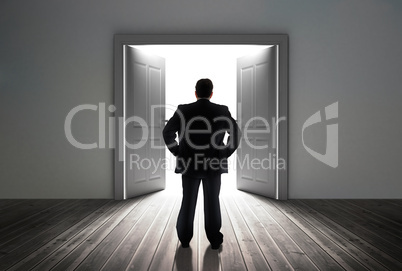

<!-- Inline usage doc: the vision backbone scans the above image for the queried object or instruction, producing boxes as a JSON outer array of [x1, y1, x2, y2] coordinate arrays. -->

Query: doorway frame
[[114, 34, 289, 200]]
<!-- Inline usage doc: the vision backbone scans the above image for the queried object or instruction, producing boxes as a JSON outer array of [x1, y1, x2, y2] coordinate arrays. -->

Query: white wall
[[1, 0, 401, 198]]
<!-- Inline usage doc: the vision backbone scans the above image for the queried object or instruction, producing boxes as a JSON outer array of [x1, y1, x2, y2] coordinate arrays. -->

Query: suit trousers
[[176, 174, 224, 246]]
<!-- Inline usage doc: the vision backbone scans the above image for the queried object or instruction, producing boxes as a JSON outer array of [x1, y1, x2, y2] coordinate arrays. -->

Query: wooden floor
[[0, 189, 401, 270]]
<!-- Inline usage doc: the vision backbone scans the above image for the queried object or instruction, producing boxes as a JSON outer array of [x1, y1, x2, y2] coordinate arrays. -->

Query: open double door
[[115, 35, 288, 200]]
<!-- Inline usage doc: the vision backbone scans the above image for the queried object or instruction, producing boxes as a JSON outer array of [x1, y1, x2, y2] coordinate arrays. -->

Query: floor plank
[[0, 200, 33, 211], [313, 199, 402, 262], [148, 194, 181, 271], [341, 199, 402, 229], [76, 194, 158, 271], [55, 196, 148, 270], [7, 200, 117, 271], [235, 192, 293, 271], [282, 200, 372, 271], [384, 199, 402, 208], [0, 200, 106, 270], [254, 195, 343, 270], [0, 199, 66, 229], [0, 194, 401, 271], [218, 195, 247, 271], [298, 199, 402, 270], [222, 194, 271, 271], [35, 198, 141, 270], [125, 194, 178, 270], [0, 200, 78, 248], [238, 193, 318, 270], [334, 200, 402, 244]]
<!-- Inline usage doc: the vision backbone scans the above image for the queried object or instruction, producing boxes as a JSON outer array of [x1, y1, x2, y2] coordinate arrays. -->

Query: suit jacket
[[163, 99, 241, 177]]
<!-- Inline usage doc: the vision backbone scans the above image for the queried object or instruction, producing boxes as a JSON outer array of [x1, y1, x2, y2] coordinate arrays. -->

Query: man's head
[[195, 78, 213, 99]]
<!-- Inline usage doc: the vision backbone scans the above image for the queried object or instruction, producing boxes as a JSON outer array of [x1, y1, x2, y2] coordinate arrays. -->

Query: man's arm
[[162, 107, 181, 156], [223, 107, 241, 158]]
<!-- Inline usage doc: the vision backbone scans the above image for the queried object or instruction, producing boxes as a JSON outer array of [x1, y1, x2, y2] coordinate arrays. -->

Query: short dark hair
[[195, 78, 213, 98]]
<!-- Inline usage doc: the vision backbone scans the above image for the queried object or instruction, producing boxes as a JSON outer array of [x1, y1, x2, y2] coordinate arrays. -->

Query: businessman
[[163, 78, 240, 250]]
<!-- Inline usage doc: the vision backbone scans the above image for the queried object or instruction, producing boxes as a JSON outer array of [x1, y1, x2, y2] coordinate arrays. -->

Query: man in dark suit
[[163, 78, 240, 250]]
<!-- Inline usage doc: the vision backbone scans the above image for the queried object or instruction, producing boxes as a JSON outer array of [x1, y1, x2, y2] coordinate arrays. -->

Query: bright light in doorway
[[130, 45, 270, 115], [131, 44, 271, 193]]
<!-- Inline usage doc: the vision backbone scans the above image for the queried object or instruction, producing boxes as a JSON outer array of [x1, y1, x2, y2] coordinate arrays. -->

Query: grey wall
[[1, 0, 401, 199]]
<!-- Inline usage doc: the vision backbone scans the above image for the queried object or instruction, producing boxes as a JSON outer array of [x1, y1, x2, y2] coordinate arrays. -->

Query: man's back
[[163, 98, 240, 177]]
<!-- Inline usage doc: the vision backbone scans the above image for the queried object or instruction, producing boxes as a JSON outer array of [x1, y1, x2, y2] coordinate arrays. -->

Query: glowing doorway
[[114, 35, 289, 201], [131, 45, 269, 194]]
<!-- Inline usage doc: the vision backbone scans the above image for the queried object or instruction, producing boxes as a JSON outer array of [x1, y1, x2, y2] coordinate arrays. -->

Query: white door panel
[[237, 46, 277, 198], [125, 46, 166, 198]]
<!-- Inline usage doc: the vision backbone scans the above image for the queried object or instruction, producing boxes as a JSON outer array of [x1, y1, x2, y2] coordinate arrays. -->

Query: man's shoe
[[211, 243, 221, 250], [181, 242, 190, 248]]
